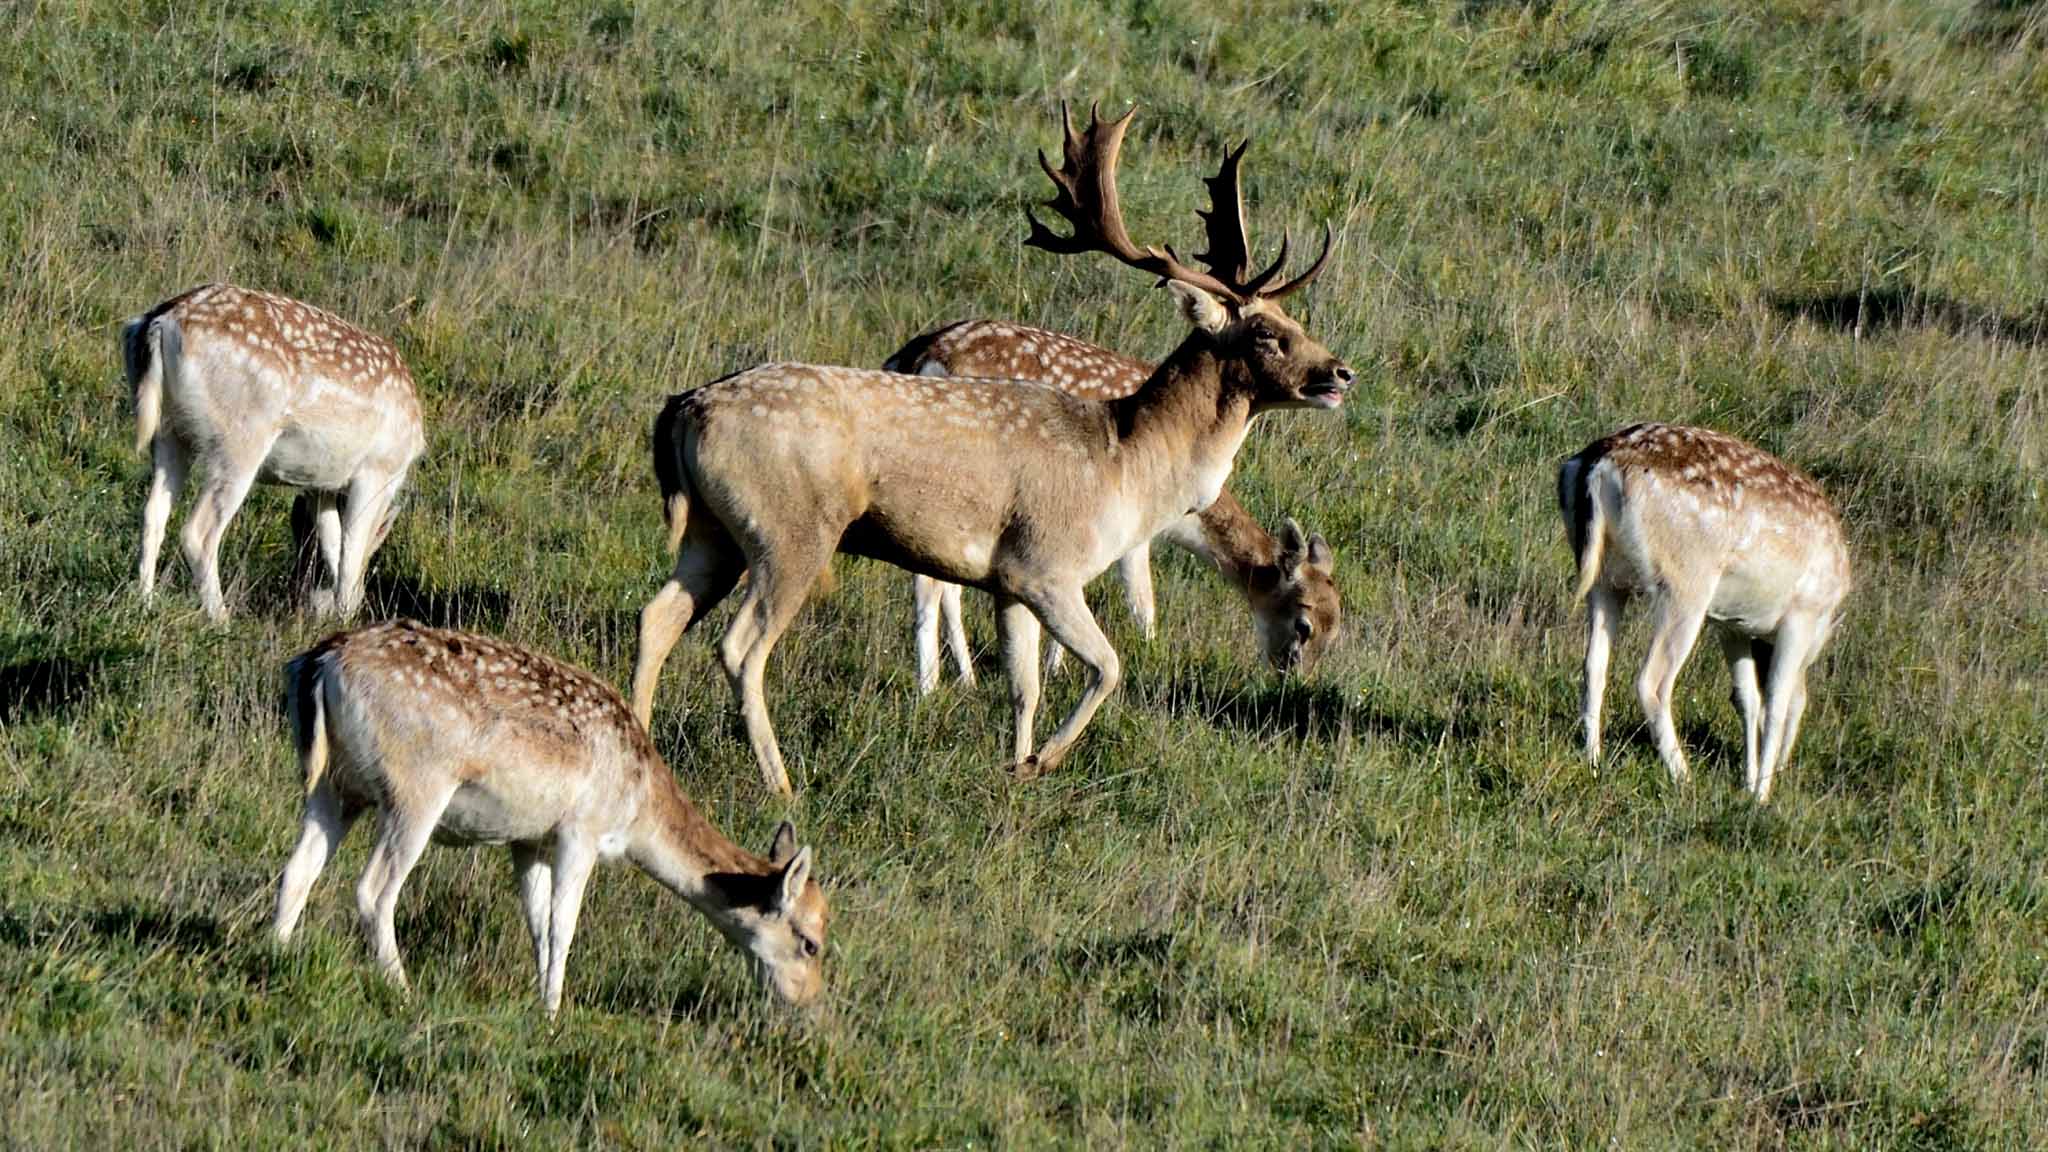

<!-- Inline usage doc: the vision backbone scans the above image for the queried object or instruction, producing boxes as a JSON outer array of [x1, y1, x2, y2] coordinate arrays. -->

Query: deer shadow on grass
[[239, 560, 516, 633], [0, 641, 143, 724], [355, 569, 517, 633], [1770, 285, 2048, 346], [271, 497, 514, 632], [79, 903, 229, 955], [1153, 673, 1483, 750]]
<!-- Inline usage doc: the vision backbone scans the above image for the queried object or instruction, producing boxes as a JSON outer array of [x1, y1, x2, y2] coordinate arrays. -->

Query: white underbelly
[[1709, 573, 1792, 636], [433, 785, 560, 846], [263, 426, 366, 489]]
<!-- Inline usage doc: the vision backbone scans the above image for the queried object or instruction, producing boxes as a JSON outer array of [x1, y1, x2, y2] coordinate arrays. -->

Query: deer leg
[[1580, 585, 1624, 766], [273, 781, 358, 944], [512, 843, 553, 999], [1720, 630, 1763, 792], [1117, 539, 1157, 640], [179, 449, 266, 623], [540, 835, 598, 1017], [995, 595, 1042, 765], [912, 575, 946, 696], [1017, 586, 1121, 776], [1778, 680, 1811, 801], [1754, 622, 1815, 805], [356, 783, 456, 991], [630, 520, 743, 727], [334, 470, 406, 620], [942, 582, 974, 688], [1636, 592, 1710, 786], [296, 492, 344, 617], [721, 543, 831, 796], [353, 823, 397, 983], [1042, 636, 1068, 678], [138, 435, 187, 601]]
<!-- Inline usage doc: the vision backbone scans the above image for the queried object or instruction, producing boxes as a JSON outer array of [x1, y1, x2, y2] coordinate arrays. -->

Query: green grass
[[3, 0, 2045, 1146]]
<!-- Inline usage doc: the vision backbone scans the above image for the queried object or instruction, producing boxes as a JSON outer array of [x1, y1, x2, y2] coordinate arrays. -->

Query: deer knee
[[179, 518, 207, 564], [1091, 649, 1122, 695], [1634, 667, 1662, 719], [718, 632, 748, 684], [354, 873, 381, 933]]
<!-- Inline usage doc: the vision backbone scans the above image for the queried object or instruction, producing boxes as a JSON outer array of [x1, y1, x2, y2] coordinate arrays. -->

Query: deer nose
[[1331, 364, 1356, 388]]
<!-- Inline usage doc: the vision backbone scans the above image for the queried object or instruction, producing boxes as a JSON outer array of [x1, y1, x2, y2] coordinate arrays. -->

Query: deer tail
[[1558, 454, 1606, 607], [124, 314, 170, 456], [285, 644, 337, 796], [652, 395, 696, 556], [880, 320, 967, 375]]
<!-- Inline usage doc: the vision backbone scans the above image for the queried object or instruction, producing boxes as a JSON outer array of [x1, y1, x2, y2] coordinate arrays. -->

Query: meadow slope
[[1, 1, 2044, 1147]]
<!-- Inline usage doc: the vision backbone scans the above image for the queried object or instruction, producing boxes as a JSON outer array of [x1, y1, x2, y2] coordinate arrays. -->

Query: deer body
[[885, 320, 1341, 692], [1558, 423, 1851, 802], [124, 284, 423, 621], [272, 620, 827, 1015], [631, 105, 1350, 794]]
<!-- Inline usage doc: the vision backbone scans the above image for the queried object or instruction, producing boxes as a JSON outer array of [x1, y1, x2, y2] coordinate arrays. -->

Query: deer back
[[152, 284, 423, 475], [1568, 423, 1850, 618], [304, 620, 655, 839], [886, 320, 1153, 401]]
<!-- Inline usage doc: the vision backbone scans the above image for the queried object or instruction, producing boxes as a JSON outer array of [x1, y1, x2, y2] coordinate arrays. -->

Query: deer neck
[[626, 763, 774, 920], [1185, 491, 1278, 587], [1104, 340, 1255, 535]]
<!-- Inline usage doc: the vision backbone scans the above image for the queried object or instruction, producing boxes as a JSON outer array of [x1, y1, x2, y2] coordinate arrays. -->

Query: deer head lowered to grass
[[629, 103, 1352, 794], [1558, 422, 1851, 803], [882, 320, 1341, 694]]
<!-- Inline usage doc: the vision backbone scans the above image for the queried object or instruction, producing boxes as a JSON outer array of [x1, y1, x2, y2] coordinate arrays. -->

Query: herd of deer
[[115, 106, 1851, 1016]]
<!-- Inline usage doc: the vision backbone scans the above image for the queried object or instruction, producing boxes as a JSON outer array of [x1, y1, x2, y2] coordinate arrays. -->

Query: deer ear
[[1306, 532, 1334, 573], [777, 846, 813, 913], [1276, 517, 1307, 568], [768, 820, 798, 867], [1167, 281, 1229, 334]]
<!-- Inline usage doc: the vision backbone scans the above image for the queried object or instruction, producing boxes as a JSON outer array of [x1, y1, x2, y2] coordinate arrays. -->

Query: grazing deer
[[124, 284, 424, 622], [631, 104, 1351, 794], [272, 620, 828, 1016], [1557, 423, 1851, 803], [882, 320, 1341, 693]]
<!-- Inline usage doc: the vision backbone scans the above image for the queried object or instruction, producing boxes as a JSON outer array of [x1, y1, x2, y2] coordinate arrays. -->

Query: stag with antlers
[[882, 320, 1342, 692], [630, 104, 1351, 794]]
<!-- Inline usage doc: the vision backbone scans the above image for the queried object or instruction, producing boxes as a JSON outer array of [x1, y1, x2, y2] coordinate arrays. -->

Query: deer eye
[[798, 933, 820, 958]]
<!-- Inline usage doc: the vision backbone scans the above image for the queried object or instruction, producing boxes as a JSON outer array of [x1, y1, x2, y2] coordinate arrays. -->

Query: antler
[[1025, 103, 1331, 304], [1194, 140, 1254, 284], [1194, 139, 1333, 300], [1257, 220, 1332, 300], [1024, 102, 1246, 304]]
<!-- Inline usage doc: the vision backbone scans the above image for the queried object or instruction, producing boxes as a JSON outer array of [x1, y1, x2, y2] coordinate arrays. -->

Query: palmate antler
[[1024, 102, 1330, 305]]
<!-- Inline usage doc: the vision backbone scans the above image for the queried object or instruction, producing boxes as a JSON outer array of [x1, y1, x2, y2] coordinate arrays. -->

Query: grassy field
[[2, 0, 2045, 1146]]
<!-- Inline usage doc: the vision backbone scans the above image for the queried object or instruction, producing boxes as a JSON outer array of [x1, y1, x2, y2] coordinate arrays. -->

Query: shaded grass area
[[2, 0, 2045, 1146]]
